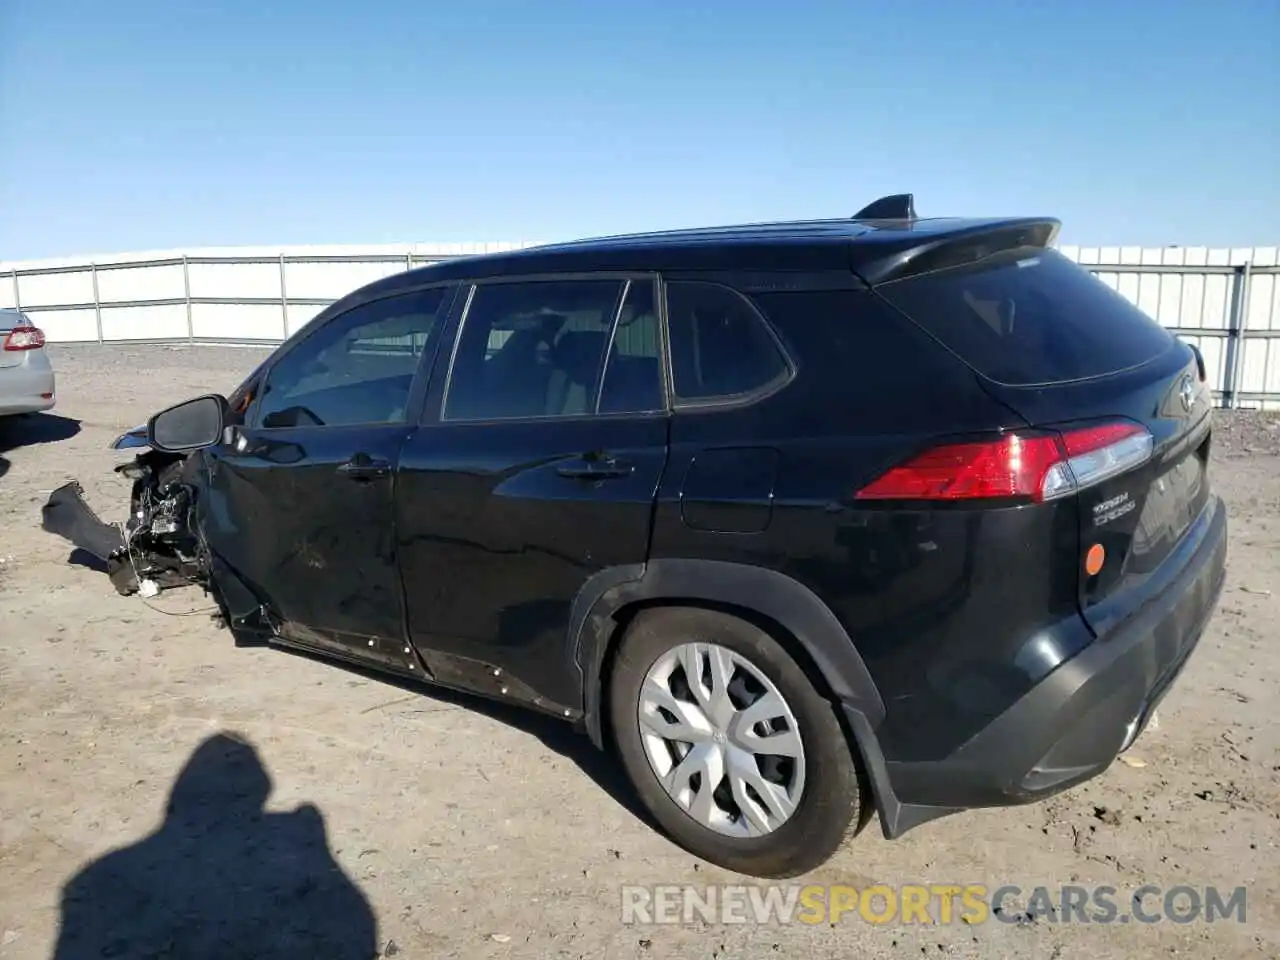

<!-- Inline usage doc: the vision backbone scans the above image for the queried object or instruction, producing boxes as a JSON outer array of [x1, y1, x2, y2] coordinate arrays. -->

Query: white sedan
[[0, 309, 56, 417]]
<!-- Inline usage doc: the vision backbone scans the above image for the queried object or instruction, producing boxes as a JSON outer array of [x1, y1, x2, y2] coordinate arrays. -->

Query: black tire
[[608, 606, 863, 878]]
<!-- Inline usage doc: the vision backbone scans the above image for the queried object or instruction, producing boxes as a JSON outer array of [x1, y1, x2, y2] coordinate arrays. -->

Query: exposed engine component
[[110, 457, 208, 596]]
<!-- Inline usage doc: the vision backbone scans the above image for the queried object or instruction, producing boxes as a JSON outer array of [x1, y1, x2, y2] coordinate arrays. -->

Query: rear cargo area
[[873, 245, 1217, 635]]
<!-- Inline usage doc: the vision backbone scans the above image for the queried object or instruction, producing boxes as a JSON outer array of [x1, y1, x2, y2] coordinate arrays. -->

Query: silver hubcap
[[637, 642, 806, 838]]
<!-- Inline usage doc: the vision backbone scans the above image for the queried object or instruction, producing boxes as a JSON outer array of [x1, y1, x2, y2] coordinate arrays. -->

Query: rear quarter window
[[874, 248, 1176, 386], [665, 280, 791, 402]]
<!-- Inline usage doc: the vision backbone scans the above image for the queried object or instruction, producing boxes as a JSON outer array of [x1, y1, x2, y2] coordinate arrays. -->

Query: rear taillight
[[855, 422, 1153, 503], [1042, 423, 1154, 498], [3, 325, 46, 351]]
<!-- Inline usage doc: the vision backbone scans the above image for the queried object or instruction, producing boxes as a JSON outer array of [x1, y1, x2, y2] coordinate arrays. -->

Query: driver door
[[201, 284, 456, 674]]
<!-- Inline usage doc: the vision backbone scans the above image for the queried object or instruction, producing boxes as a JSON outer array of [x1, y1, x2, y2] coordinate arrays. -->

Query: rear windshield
[[874, 247, 1175, 386]]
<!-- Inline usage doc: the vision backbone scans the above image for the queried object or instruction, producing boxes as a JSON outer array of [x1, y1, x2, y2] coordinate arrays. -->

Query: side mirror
[[147, 394, 229, 453]]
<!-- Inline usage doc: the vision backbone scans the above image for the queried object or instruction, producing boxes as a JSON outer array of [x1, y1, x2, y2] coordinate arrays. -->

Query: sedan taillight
[[3, 325, 46, 351]]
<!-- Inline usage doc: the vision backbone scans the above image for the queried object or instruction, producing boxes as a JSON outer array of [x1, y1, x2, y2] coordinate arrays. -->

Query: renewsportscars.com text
[[621, 883, 1248, 926]]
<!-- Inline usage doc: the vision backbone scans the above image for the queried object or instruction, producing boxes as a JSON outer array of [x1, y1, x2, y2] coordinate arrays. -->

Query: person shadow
[[52, 732, 378, 960]]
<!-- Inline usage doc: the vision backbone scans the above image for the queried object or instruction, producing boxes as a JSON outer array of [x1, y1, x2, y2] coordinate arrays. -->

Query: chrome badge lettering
[[1093, 492, 1136, 526]]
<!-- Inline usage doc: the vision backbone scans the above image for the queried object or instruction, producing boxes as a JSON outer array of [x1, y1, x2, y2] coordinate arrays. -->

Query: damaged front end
[[41, 423, 209, 598]]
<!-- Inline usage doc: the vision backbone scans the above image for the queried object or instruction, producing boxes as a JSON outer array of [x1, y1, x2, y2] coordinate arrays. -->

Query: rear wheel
[[608, 606, 863, 877]]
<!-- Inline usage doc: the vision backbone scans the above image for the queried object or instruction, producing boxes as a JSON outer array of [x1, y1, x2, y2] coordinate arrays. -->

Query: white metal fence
[[3, 241, 1278, 409]]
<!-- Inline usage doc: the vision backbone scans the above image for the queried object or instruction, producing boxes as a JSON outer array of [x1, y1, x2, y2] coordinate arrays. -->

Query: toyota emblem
[[1178, 375, 1195, 412]]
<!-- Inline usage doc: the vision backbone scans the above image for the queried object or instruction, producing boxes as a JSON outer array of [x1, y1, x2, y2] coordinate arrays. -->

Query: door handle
[[337, 453, 391, 481], [556, 455, 634, 480]]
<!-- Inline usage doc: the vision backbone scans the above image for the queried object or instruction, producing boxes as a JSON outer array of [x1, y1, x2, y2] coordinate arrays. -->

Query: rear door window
[[874, 247, 1175, 386], [442, 279, 626, 422], [599, 278, 665, 414]]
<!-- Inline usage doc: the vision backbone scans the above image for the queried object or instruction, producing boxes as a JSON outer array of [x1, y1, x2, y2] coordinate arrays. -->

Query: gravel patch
[[1212, 409, 1280, 458]]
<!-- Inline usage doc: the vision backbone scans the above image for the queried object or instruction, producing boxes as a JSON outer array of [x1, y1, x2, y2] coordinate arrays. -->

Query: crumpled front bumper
[[40, 481, 137, 595], [41, 481, 124, 560]]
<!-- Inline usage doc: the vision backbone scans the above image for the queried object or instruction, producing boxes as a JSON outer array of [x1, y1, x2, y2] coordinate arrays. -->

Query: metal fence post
[[1222, 262, 1251, 409], [181, 255, 194, 342], [1232, 261, 1253, 410], [279, 254, 289, 340], [91, 263, 104, 342], [11, 270, 20, 311]]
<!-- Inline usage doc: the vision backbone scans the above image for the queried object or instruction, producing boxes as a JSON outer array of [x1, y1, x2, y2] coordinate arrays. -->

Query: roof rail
[[853, 193, 916, 221]]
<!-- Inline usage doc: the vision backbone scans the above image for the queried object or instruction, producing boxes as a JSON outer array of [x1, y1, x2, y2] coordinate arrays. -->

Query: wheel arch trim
[[567, 558, 887, 749]]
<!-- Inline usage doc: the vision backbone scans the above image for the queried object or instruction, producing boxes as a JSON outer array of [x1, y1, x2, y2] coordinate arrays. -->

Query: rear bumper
[[849, 493, 1228, 838], [0, 360, 56, 415]]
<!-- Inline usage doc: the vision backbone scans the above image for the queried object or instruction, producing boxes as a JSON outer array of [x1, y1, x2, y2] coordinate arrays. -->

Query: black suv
[[46, 196, 1228, 878]]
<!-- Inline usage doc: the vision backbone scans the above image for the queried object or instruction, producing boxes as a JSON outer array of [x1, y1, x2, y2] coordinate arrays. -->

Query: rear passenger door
[[395, 276, 669, 712]]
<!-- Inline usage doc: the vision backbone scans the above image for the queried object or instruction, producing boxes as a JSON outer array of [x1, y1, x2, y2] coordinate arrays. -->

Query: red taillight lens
[[3, 325, 46, 351], [855, 434, 1063, 501], [855, 422, 1154, 503]]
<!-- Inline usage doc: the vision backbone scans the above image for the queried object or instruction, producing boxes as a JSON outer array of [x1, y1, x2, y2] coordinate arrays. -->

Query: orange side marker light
[[1084, 543, 1106, 577]]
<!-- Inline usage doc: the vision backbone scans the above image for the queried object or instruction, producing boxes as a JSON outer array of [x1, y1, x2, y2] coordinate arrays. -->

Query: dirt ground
[[1, 344, 1277, 960]]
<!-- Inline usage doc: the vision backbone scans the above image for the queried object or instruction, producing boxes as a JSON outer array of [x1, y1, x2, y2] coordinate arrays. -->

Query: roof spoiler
[[854, 218, 1062, 286], [853, 193, 916, 221]]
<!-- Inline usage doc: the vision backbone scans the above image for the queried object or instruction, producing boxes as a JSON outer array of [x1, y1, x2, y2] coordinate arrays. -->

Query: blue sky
[[1, 0, 1276, 259]]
